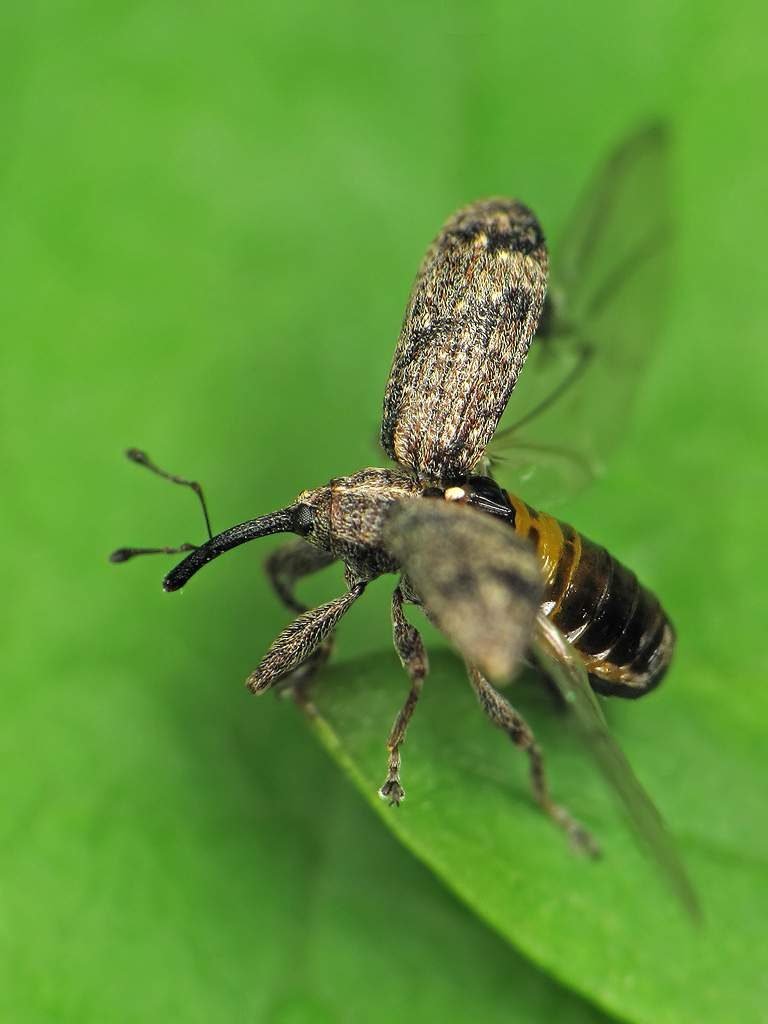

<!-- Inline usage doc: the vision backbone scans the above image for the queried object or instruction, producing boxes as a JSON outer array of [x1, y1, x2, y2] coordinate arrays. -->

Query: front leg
[[379, 585, 429, 805], [247, 581, 366, 695], [264, 538, 339, 694]]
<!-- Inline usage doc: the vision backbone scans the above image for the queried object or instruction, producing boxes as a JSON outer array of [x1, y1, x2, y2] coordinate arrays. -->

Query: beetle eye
[[422, 486, 444, 499], [294, 503, 316, 535]]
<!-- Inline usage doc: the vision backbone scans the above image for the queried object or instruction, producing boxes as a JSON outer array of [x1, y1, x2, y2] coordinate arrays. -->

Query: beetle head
[[297, 468, 422, 579]]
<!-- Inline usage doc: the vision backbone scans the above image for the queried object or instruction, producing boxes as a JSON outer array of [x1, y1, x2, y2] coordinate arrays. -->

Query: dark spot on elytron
[[402, 316, 453, 362], [479, 220, 545, 258], [442, 436, 467, 459], [409, 294, 423, 321], [470, 296, 505, 332], [505, 287, 532, 321], [404, 324, 434, 356], [484, 227, 516, 254], [486, 565, 541, 605], [450, 567, 476, 595], [528, 525, 540, 550], [514, 226, 545, 256], [447, 223, 484, 244]]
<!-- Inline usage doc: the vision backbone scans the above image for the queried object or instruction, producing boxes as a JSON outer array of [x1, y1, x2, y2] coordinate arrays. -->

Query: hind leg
[[467, 664, 599, 857]]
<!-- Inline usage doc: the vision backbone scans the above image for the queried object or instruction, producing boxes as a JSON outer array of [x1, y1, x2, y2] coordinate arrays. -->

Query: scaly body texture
[[381, 199, 548, 481]]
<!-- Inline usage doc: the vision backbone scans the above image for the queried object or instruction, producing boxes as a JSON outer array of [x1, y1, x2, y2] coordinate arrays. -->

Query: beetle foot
[[569, 821, 601, 859], [379, 776, 405, 805], [549, 803, 601, 859]]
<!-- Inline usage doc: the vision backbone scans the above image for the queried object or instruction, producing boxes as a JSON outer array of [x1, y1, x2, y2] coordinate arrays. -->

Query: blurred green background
[[3, 2, 767, 1022]]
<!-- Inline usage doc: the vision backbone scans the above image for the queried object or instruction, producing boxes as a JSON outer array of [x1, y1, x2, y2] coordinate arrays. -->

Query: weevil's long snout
[[163, 504, 313, 591]]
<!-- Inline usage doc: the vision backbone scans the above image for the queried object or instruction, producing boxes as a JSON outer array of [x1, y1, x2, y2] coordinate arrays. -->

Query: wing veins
[[492, 338, 593, 439], [533, 613, 701, 922]]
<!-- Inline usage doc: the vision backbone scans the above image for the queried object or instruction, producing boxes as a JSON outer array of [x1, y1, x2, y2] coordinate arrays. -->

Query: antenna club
[[126, 448, 149, 464]]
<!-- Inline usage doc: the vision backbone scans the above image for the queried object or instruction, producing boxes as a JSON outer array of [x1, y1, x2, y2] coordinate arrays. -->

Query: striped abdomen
[[506, 493, 675, 697]]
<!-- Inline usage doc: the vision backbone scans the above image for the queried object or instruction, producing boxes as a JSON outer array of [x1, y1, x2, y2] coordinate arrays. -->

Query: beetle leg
[[246, 582, 366, 697], [264, 539, 339, 693], [265, 538, 337, 614], [466, 664, 600, 857], [379, 585, 429, 805]]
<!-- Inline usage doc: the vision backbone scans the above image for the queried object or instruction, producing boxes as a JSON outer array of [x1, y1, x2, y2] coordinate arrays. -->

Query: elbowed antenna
[[110, 543, 197, 563], [109, 449, 213, 565], [125, 448, 213, 539], [162, 505, 310, 592]]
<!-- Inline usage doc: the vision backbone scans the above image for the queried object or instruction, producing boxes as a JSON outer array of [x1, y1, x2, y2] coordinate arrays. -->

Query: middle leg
[[379, 585, 429, 805]]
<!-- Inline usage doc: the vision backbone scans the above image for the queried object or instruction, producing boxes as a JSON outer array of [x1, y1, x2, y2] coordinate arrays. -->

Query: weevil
[[113, 125, 699, 917]]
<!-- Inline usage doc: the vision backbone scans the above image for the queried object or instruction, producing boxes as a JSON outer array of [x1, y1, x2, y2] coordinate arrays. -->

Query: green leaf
[[2, 0, 767, 1021], [309, 644, 768, 1024], [0, 629, 608, 1023]]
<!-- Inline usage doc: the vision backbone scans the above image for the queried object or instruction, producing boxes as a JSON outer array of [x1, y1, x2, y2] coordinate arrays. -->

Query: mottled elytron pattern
[[504, 493, 674, 696], [381, 199, 549, 480]]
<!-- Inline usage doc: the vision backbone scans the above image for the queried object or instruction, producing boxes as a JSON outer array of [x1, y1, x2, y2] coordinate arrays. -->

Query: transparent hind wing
[[487, 124, 672, 506], [555, 121, 672, 317], [533, 613, 700, 921], [482, 432, 598, 511]]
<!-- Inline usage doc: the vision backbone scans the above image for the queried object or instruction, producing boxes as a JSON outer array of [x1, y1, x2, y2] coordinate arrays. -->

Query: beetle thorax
[[297, 467, 421, 581]]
